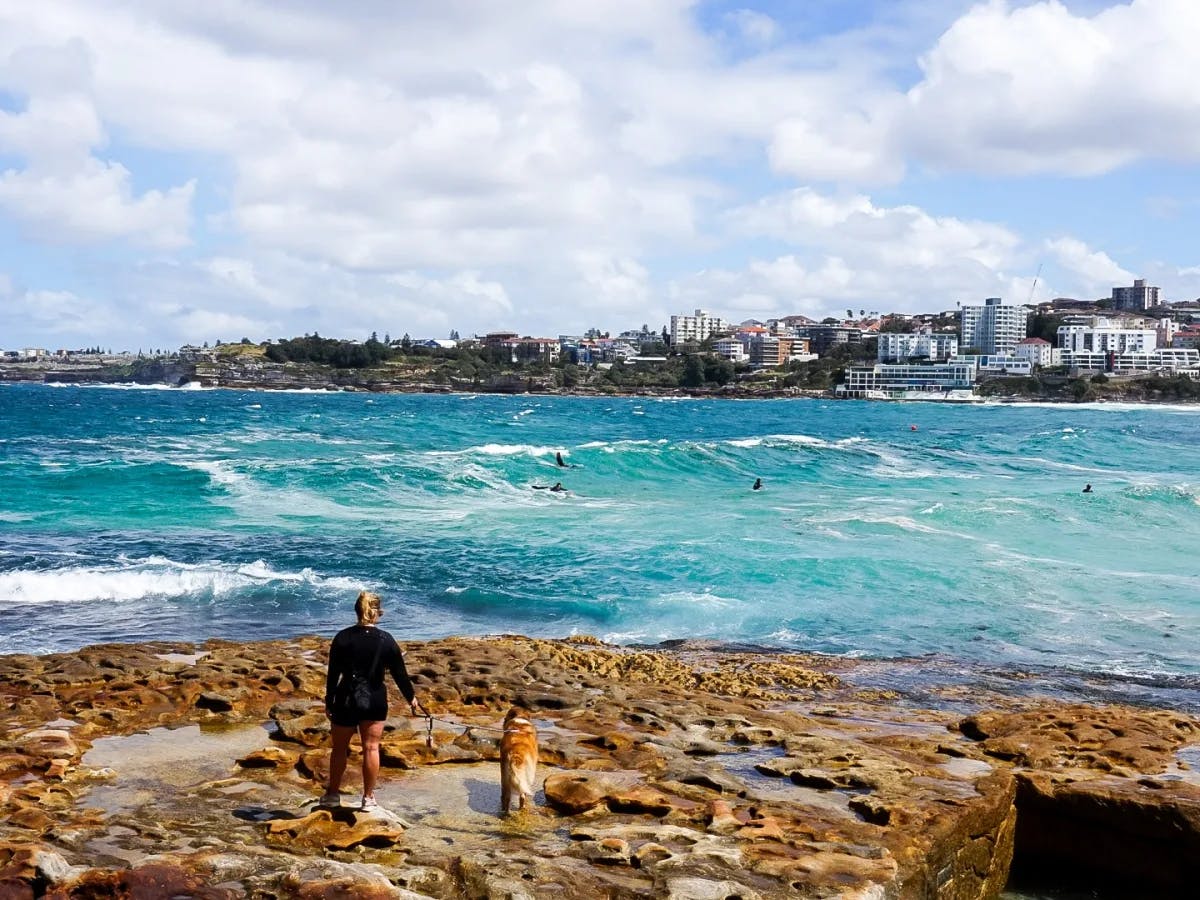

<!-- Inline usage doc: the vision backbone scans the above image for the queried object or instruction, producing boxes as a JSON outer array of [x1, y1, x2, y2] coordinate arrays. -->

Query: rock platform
[[1, 635, 1197, 898]]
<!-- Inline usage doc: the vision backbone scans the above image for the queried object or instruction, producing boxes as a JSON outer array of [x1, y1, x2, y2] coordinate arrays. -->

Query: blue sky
[[2, 0, 1199, 350]]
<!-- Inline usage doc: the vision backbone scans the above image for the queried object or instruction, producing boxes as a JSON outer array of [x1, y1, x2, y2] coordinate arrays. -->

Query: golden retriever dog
[[499, 706, 538, 815]]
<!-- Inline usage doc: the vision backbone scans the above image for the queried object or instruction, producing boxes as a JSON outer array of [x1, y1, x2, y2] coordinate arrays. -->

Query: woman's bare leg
[[359, 719, 385, 798], [326, 723, 357, 795]]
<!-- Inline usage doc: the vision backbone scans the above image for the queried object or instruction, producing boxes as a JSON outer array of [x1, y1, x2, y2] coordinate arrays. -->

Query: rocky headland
[[1, 635, 1198, 899]]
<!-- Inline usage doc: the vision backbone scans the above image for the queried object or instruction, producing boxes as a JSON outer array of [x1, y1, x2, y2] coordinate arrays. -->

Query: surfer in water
[[555, 451, 579, 468], [1082, 484, 1093, 493], [752, 478, 763, 491], [533, 482, 567, 493]]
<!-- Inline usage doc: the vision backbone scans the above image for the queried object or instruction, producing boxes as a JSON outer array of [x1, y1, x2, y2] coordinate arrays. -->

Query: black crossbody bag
[[349, 633, 385, 715]]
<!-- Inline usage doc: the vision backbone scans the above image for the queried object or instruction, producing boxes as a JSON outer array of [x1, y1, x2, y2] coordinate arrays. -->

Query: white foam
[[651, 590, 740, 608], [0, 556, 370, 605], [175, 459, 248, 487], [429, 443, 555, 458], [726, 438, 763, 448], [43, 382, 211, 391]]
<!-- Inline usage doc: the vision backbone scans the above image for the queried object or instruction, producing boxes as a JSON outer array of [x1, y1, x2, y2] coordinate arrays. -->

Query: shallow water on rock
[[713, 745, 859, 817], [81, 723, 277, 815]]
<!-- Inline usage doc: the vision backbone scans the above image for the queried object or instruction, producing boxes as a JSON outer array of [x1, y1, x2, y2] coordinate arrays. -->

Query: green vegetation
[[1026, 311, 1066, 344], [265, 334, 392, 368], [252, 334, 748, 391], [778, 341, 877, 391], [977, 372, 1200, 403]]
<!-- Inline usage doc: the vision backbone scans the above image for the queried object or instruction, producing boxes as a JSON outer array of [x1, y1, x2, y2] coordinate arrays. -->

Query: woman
[[321, 590, 425, 811]]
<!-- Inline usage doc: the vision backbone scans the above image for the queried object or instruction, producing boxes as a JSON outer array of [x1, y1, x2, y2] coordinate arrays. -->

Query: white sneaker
[[360, 795, 379, 812]]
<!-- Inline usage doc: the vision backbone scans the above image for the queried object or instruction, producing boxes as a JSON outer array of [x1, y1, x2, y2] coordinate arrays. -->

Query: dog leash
[[422, 713, 511, 747]]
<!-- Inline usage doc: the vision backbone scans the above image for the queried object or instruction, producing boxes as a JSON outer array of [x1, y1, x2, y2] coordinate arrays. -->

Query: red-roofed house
[[1014, 337, 1058, 368]]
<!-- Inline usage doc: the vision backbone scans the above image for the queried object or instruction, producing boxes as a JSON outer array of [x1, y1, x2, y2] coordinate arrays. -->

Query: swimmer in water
[[1082, 484, 1093, 493], [533, 482, 567, 493], [556, 451, 579, 468], [752, 478, 762, 491]]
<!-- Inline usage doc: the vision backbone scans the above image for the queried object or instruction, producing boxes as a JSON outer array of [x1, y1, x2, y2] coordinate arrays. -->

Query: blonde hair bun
[[355, 591, 382, 625]]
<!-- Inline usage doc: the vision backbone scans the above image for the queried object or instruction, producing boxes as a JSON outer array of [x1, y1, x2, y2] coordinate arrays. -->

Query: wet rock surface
[[0, 634, 1195, 898]]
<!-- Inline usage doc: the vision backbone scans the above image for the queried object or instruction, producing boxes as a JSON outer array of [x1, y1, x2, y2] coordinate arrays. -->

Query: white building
[[1014, 337, 1059, 368], [877, 331, 958, 362], [1057, 318, 1157, 354], [1062, 348, 1200, 374], [838, 361, 977, 399], [714, 337, 747, 363], [960, 298, 1028, 355], [1112, 279, 1161, 312], [962, 355, 1034, 377], [670, 309, 730, 345]]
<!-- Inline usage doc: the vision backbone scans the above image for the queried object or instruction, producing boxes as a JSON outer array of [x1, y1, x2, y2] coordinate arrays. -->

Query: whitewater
[[1, 382, 1198, 695]]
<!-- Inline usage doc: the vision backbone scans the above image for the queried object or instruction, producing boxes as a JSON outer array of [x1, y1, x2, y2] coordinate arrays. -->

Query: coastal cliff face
[[1, 636, 1196, 899]]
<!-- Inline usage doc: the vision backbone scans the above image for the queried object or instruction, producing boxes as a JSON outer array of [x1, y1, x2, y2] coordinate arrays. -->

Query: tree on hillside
[[1027, 312, 1065, 344], [680, 354, 705, 388]]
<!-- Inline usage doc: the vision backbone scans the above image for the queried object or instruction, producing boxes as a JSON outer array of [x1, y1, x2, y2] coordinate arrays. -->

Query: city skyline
[[4, 1, 1200, 349]]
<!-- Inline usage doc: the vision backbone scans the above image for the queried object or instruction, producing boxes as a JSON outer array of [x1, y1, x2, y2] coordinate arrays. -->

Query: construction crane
[[1028, 263, 1043, 305]]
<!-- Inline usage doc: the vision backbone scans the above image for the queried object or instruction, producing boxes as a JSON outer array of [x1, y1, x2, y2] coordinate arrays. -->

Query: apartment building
[[1057, 318, 1157, 354], [669, 309, 729, 345], [877, 331, 958, 362], [960, 298, 1028, 355], [1111, 279, 1161, 312]]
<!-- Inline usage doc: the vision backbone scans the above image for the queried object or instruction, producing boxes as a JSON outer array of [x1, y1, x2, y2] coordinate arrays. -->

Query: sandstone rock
[[0, 844, 78, 892], [15, 729, 77, 760], [634, 842, 673, 866], [236, 746, 299, 769], [706, 800, 742, 835], [544, 772, 637, 814], [664, 876, 761, 899], [265, 809, 404, 852], [42, 862, 239, 899], [273, 712, 330, 746], [574, 836, 631, 866]]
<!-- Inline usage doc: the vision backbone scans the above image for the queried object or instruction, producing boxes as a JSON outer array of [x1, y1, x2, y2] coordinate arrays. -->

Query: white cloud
[[1, 1, 1198, 347], [0, 159, 194, 248], [0, 81, 194, 247], [0, 286, 120, 338], [903, 0, 1200, 175], [725, 9, 781, 45], [729, 187, 1020, 271], [1046, 237, 1135, 292]]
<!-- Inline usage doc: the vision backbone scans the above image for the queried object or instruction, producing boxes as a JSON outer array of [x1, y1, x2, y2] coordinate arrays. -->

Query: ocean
[[2, 382, 1198, 704]]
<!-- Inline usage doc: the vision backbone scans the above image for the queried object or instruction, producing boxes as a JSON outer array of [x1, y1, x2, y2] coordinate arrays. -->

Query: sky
[[2, 0, 1200, 350]]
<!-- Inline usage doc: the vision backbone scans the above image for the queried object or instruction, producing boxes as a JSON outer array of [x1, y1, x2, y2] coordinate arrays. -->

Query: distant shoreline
[[3, 366, 1198, 405]]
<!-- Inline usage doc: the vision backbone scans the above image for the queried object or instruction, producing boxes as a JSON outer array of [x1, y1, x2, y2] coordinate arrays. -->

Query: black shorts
[[330, 691, 388, 727]]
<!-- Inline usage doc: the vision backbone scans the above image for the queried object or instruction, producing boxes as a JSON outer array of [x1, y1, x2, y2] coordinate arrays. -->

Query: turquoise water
[[2, 383, 1198, 693]]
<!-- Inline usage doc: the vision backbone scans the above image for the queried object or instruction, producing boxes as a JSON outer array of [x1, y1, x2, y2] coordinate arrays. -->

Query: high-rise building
[[960, 298, 1028, 355], [1111, 279, 1161, 312], [669, 309, 729, 345]]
